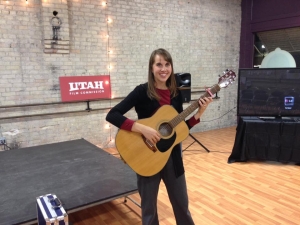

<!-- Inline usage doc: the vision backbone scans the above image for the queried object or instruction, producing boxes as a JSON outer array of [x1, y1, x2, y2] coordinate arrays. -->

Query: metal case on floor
[[36, 194, 68, 225]]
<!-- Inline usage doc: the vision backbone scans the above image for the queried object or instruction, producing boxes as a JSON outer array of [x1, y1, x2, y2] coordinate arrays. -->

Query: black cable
[[183, 150, 230, 154], [182, 106, 237, 154], [201, 106, 237, 122], [207, 151, 231, 153]]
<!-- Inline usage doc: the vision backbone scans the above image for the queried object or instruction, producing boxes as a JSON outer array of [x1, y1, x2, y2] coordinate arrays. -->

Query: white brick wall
[[0, 0, 241, 149]]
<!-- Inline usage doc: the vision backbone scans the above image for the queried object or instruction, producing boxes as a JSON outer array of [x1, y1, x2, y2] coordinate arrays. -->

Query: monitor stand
[[259, 116, 296, 122], [259, 116, 276, 120]]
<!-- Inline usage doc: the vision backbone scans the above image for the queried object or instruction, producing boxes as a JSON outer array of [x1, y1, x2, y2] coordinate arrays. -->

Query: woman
[[106, 48, 212, 225]]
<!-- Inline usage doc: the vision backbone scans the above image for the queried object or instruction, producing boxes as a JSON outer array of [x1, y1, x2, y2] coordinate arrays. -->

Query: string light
[[100, 33, 109, 40], [107, 64, 113, 70], [26, 0, 28, 4], [102, 1, 114, 144]]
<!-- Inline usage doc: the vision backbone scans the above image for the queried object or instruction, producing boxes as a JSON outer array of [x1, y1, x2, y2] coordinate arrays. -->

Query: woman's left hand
[[194, 97, 213, 120]]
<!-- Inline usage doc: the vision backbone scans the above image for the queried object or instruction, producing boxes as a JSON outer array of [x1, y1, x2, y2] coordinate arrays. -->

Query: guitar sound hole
[[158, 122, 173, 137]]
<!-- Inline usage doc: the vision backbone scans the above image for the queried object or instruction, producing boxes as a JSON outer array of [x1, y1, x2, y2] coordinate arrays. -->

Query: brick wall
[[0, 0, 241, 149]]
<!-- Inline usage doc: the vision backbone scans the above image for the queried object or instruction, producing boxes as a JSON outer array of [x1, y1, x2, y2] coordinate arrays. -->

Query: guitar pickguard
[[156, 132, 177, 152]]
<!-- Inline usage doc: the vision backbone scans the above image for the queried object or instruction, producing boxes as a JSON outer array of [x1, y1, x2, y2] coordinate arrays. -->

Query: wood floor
[[68, 126, 300, 225]]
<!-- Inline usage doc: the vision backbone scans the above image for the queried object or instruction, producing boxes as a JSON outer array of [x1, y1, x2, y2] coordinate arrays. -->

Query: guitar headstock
[[218, 69, 236, 88]]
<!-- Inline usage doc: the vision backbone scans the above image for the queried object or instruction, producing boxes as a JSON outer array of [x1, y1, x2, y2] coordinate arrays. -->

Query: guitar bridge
[[142, 135, 157, 152]]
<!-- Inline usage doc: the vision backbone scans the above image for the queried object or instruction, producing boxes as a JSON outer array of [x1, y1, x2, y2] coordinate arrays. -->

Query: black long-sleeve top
[[106, 83, 199, 177]]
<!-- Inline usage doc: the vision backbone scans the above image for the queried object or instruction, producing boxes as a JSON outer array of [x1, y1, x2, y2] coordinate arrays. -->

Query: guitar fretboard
[[169, 84, 220, 128]]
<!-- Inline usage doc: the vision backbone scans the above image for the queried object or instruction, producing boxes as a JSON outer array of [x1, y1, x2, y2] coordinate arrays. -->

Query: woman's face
[[152, 54, 172, 89]]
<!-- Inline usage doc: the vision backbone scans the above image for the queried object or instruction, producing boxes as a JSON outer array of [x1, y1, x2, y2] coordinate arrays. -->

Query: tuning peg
[[218, 74, 221, 77]]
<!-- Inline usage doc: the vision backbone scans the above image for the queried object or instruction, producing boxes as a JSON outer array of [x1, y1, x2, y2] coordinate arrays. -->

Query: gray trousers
[[137, 156, 195, 225]]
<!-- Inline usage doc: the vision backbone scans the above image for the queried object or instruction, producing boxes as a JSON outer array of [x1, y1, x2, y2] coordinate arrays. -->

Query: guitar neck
[[169, 84, 220, 128]]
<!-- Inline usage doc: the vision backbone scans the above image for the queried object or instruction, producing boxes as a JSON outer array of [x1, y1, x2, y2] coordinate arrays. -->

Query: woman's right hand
[[132, 122, 161, 145]]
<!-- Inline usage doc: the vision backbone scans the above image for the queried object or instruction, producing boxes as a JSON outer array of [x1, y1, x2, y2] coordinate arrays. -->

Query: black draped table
[[228, 116, 300, 164]]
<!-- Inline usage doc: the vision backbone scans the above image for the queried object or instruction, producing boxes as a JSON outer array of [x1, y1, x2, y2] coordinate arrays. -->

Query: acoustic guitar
[[115, 70, 236, 176]]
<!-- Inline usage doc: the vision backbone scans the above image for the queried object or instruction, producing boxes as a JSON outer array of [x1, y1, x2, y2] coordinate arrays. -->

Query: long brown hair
[[147, 48, 178, 101]]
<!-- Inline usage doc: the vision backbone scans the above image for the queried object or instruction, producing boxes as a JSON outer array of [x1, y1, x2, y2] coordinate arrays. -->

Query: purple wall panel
[[239, 0, 300, 68], [239, 0, 254, 68], [251, 17, 300, 32], [252, 0, 300, 22]]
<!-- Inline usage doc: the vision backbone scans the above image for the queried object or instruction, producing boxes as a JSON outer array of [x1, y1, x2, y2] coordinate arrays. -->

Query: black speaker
[[175, 73, 191, 103]]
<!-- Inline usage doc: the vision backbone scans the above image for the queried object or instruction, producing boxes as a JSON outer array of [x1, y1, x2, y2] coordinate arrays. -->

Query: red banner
[[59, 75, 111, 102]]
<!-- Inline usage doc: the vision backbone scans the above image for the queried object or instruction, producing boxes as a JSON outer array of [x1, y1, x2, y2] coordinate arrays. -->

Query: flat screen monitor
[[237, 68, 300, 118]]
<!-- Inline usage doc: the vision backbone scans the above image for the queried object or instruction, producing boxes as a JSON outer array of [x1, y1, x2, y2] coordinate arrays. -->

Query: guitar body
[[115, 105, 189, 176], [114, 69, 236, 176]]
